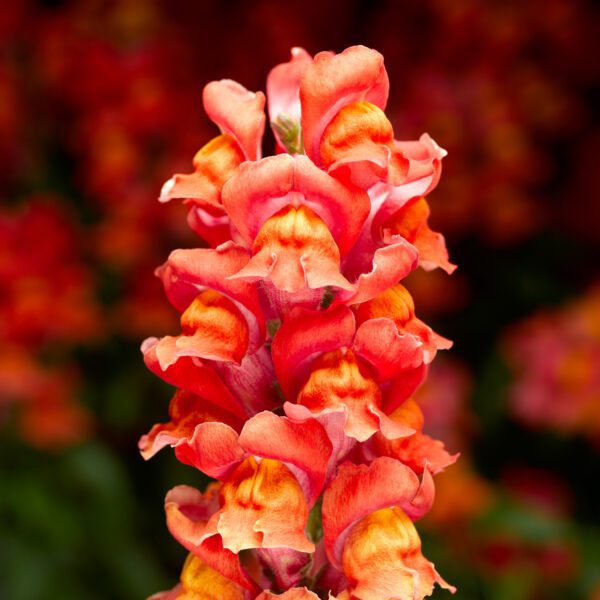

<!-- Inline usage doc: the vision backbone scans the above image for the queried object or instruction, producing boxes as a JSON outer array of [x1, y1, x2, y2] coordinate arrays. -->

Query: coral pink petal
[[203, 80, 266, 161], [380, 196, 456, 275], [141, 338, 247, 419], [155, 333, 238, 366], [157, 243, 251, 309], [393, 133, 446, 195], [375, 430, 459, 475], [185, 205, 232, 247], [221, 154, 369, 255], [337, 237, 419, 306], [267, 47, 312, 125], [322, 457, 434, 567], [174, 422, 245, 479], [228, 204, 354, 294], [300, 45, 389, 164], [165, 485, 257, 591], [239, 411, 332, 505], [283, 402, 357, 476], [405, 317, 453, 364], [271, 305, 356, 400], [156, 243, 265, 353], [159, 173, 223, 208], [383, 363, 429, 415], [372, 133, 448, 229], [410, 465, 436, 517], [375, 409, 418, 441], [138, 390, 244, 462], [353, 318, 424, 381], [230, 248, 353, 294]]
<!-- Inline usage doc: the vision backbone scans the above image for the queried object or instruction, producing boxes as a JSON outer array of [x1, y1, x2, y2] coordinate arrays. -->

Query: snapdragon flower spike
[[144, 44, 458, 599]]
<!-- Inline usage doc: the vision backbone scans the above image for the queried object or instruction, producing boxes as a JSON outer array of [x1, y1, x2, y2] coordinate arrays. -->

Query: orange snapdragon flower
[[143, 45, 457, 599]]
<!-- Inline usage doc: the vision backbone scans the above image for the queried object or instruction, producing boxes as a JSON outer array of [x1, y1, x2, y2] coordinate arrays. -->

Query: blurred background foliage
[[0, 0, 599, 598]]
